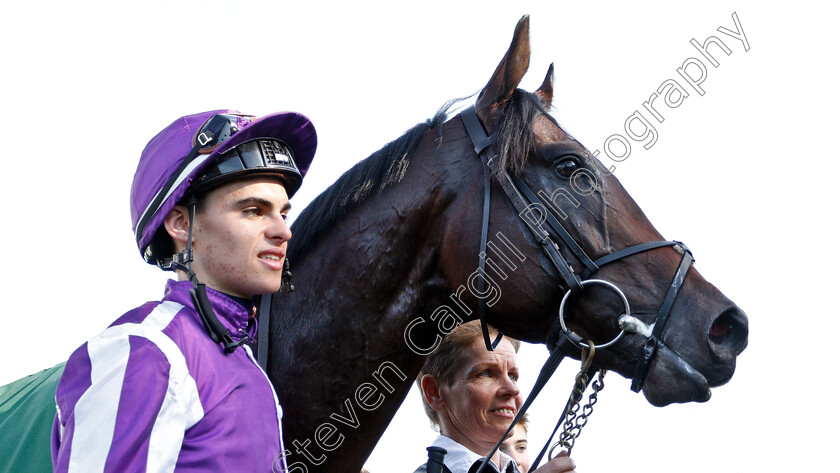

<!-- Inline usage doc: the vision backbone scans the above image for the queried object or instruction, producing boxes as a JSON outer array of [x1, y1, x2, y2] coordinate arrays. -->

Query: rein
[[460, 105, 696, 471]]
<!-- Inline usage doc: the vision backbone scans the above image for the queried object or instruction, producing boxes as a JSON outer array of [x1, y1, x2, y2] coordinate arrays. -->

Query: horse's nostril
[[710, 317, 731, 338], [709, 306, 749, 356]]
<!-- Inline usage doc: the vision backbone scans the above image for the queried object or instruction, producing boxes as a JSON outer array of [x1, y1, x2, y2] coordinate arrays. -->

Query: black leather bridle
[[460, 104, 696, 394], [462, 104, 700, 472]]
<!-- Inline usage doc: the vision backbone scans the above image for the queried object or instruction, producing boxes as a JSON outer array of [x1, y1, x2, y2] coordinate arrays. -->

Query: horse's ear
[[535, 63, 554, 107], [475, 15, 531, 124]]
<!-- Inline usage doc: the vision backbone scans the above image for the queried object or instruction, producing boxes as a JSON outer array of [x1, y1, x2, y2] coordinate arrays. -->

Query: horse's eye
[[555, 156, 580, 179]]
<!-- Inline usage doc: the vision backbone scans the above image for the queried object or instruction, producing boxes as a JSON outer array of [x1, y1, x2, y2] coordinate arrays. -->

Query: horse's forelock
[[492, 89, 553, 181]]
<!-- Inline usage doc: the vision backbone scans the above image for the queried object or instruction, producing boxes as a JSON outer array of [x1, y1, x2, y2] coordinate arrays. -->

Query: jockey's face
[[171, 176, 292, 298]]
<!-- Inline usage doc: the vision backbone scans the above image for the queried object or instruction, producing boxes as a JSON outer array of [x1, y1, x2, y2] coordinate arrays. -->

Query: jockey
[[51, 110, 317, 472]]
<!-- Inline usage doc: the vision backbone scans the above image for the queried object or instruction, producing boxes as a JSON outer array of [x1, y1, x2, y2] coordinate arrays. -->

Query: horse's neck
[[271, 141, 459, 472]]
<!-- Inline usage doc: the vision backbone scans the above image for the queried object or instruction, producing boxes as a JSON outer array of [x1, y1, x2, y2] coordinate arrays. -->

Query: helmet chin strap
[[169, 195, 251, 354]]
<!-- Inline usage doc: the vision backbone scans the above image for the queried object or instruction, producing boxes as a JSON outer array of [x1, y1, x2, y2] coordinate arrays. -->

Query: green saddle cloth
[[0, 363, 66, 473]]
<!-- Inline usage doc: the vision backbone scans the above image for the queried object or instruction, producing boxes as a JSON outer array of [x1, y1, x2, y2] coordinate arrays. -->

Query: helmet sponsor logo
[[262, 140, 292, 166]]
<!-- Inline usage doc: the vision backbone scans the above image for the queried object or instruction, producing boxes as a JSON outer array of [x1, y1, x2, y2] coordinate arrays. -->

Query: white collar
[[430, 435, 517, 473]]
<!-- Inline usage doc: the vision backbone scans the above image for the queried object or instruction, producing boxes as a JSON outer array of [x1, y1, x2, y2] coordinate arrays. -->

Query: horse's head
[[439, 16, 748, 406]]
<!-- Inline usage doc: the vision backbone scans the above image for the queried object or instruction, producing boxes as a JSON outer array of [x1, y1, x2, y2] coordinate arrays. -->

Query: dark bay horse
[[267, 16, 748, 473]]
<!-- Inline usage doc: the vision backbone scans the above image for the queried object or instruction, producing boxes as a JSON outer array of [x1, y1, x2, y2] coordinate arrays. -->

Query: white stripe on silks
[[243, 344, 283, 431], [136, 303, 203, 472], [67, 301, 204, 473], [243, 344, 286, 470], [55, 402, 64, 441], [68, 328, 131, 472], [146, 301, 204, 428]]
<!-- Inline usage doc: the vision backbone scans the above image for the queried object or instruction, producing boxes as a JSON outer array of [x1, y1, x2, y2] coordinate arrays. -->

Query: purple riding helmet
[[131, 109, 317, 269], [130, 110, 317, 352]]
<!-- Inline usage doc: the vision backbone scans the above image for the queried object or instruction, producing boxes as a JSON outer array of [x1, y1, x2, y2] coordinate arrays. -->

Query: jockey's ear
[[475, 15, 531, 130], [163, 205, 191, 252]]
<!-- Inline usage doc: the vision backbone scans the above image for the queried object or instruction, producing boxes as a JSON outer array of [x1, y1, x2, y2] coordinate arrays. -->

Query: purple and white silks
[[51, 280, 287, 472]]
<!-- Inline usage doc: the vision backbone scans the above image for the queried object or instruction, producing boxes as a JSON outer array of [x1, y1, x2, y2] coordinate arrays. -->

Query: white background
[[1, 1, 837, 472]]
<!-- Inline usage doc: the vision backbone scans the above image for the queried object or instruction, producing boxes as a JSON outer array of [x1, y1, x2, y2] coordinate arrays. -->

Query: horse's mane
[[290, 90, 548, 256], [289, 102, 452, 256]]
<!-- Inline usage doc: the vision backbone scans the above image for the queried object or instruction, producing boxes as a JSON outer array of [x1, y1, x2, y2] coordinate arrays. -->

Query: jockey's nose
[[268, 214, 292, 243]]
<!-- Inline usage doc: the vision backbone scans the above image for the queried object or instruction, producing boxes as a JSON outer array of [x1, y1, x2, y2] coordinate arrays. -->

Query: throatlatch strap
[[478, 154, 504, 351], [462, 105, 504, 351]]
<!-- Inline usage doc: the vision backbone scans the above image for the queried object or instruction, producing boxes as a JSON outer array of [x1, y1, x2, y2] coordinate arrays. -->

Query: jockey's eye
[[554, 155, 580, 179]]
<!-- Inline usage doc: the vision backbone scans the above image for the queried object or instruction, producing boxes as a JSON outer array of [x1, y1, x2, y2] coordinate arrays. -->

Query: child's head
[[500, 413, 529, 472]]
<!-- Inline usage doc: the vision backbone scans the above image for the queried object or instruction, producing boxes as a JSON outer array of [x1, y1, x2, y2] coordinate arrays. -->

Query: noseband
[[460, 105, 695, 393]]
